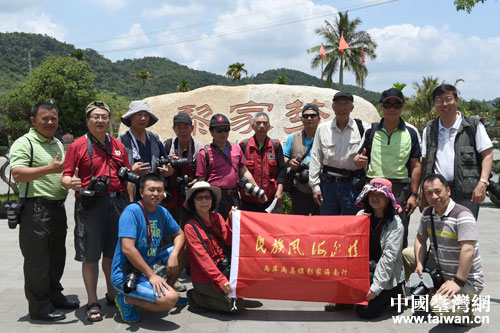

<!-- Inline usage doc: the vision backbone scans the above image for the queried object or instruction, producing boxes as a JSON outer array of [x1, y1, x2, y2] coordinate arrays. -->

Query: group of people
[[8, 83, 489, 325]]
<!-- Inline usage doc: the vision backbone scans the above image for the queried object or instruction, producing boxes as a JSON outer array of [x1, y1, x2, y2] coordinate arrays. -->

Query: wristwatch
[[410, 191, 419, 198], [453, 275, 466, 287], [479, 179, 490, 186]]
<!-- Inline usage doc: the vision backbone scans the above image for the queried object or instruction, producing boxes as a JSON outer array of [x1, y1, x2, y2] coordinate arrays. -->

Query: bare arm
[[12, 153, 64, 182], [472, 148, 493, 203], [407, 157, 422, 215], [436, 240, 475, 297], [414, 233, 428, 277]]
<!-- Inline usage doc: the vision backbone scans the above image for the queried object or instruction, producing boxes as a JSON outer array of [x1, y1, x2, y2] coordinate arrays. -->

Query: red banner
[[229, 211, 370, 304]]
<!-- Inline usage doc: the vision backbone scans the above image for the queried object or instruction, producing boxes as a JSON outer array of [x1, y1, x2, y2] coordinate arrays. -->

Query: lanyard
[[86, 133, 112, 181]]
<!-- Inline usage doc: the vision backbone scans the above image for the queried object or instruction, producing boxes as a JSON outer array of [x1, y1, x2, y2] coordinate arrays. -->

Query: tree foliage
[[308, 11, 376, 90], [177, 79, 190, 92], [454, 0, 487, 13], [6, 57, 96, 139], [226, 62, 248, 81], [274, 76, 287, 84]]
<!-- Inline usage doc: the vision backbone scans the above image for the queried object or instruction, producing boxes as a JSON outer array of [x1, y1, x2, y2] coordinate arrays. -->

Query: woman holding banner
[[183, 181, 244, 313], [353, 178, 406, 319]]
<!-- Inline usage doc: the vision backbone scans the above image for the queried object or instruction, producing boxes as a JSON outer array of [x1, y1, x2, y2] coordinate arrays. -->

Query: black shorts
[[74, 194, 127, 263]]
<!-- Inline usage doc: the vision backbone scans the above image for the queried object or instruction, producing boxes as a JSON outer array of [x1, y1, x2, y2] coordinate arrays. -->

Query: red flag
[[319, 44, 327, 60], [361, 44, 366, 66], [229, 211, 370, 304], [338, 33, 350, 52]]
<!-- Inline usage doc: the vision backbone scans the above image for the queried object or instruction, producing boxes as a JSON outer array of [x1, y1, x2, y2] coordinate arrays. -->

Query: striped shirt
[[10, 128, 68, 200], [417, 199, 484, 291]]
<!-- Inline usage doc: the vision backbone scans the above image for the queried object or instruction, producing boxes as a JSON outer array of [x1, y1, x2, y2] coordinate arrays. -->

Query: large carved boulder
[[118, 84, 380, 144]]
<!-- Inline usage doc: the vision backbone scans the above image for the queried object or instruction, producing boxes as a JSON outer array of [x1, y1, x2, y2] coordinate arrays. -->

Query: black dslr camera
[[123, 261, 140, 294], [176, 174, 193, 199], [294, 162, 310, 184], [237, 177, 265, 200], [79, 176, 110, 197], [3, 200, 24, 229], [487, 174, 500, 198], [408, 267, 445, 297], [156, 156, 189, 170], [217, 256, 231, 278], [118, 167, 141, 185]]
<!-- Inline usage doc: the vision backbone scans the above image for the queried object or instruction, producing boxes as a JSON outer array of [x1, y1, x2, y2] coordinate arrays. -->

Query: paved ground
[[0, 191, 498, 333]]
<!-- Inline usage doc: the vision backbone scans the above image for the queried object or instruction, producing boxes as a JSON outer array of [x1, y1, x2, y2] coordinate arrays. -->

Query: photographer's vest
[[423, 115, 482, 200], [240, 136, 280, 203], [119, 130, 161, 173], [291, 131, 313, 194]]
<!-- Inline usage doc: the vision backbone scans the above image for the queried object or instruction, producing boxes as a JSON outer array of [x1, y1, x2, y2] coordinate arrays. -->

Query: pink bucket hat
[[355, 178, 403, 213]]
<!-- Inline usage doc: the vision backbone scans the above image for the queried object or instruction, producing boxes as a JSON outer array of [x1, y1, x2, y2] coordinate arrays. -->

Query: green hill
[[0, 32, 380, 102]]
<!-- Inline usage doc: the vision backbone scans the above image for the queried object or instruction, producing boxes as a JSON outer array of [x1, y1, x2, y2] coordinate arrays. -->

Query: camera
[[118, 167, 141, 185], [176, 174, 193, 199], [156, 156, 189, 170], [4, 200, 24, 229], [238, 177, 265, 200], [80, 176, 110, 197], [295, 162, 310, 184], [123, 261, 140, 294], [408, 267, 445, 297], [217, 256, 231, 278], [487, 175, 500, 198]]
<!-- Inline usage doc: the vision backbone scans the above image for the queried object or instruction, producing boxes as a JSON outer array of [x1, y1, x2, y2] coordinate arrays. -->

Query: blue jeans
[[319, 181, 359, 215]]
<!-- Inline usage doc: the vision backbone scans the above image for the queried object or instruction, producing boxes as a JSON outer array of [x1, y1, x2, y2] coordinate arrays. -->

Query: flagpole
[[321, 60, 324, 87]]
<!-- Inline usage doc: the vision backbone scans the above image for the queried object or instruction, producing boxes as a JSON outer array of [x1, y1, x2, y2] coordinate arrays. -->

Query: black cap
[[173, 112, 192, 125], [209, 113, 230, 128], [380, 88, 404, 103], [333, 91, 354, 102], [302, 103, 320, 115]]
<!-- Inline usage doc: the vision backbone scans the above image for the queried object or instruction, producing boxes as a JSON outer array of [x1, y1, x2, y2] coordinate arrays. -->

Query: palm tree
[[177, 80, 190, 92], [392, 82, 407, 92], [226, 62, 248, 81], [69, 49, 84, 61], [274, 76, 287, 84], [308, 11, 376, 90], [136, 71, 152, 97], [406, 76, 440, 132]]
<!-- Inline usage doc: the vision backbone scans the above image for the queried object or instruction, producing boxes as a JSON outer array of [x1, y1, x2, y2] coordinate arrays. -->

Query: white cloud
[[91, 0, 126, 11], [107, 23, 149, 51], [0, 8, 67, 41], [142, 3, 205, 19]]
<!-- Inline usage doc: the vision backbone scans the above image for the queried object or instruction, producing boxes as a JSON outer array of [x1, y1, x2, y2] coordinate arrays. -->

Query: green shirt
[[10, 128, 68, 200]]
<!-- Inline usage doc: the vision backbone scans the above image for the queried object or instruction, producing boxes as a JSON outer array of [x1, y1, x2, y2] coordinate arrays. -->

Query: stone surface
[[118, 84, 380, 144]]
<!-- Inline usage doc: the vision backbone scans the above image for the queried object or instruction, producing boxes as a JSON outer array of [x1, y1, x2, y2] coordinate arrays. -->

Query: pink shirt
[[196, 142, 246, 189]]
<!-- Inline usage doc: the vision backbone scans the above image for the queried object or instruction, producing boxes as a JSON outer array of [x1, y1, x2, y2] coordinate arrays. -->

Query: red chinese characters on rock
[[177, 104, 213, 136], [229, 101, 274, 135], [284, 99, 330, 134]]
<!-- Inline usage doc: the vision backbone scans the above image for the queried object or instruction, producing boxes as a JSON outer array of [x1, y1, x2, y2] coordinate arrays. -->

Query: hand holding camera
[[132, 162, 151, 176]]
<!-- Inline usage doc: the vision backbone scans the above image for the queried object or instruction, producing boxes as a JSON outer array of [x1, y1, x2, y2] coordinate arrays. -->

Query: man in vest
[[310, 91, 367, 215], [119, 100, 171, 202], [420, 84, 493, 219], [354, 88, 422, 248], [163, 112, 204, 227], [239, 112, 286, 213], [196, 113, 265, 219], [283, 103, 321, 215]]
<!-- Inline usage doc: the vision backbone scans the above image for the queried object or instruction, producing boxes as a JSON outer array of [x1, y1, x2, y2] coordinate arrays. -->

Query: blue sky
[[1, 0, 500, 100]]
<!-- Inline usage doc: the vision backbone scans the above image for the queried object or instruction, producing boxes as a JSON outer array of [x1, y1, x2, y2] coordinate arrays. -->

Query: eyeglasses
[[382, 102, 403, 110], [333, 102, 353, 108], [434, 97, 455, 105], [90, 114, 110, 121], [302, 114, 319, 119], [214, 127, 230, 133], [194, 195, 212, 201]]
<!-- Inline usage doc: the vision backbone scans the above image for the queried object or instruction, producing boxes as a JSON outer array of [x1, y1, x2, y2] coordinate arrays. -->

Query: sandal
[[86, 303, 103, 322], [105, 293, 115, 306]]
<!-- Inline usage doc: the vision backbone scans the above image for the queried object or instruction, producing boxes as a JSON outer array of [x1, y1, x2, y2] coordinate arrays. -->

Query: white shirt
[[309, 117, 367, 193], [421, 113, 492, 180]]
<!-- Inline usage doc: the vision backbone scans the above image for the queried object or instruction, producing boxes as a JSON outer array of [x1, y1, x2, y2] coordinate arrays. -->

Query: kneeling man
[[111, 173, 187, 323]]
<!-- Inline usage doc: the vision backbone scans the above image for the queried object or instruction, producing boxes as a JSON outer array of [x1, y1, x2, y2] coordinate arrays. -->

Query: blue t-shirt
[[283, 132, 313, 163], [111, 203, 180, 282]]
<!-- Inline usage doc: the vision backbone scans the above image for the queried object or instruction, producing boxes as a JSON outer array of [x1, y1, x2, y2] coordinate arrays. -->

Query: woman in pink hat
[[353, 178, 406, 319]]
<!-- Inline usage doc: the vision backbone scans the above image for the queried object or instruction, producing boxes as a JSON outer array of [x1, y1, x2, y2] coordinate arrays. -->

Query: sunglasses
[[194, 195, 212, 201], [382, 102, 403, 109], [214, 127, 230, 133], [302, 114, 319, 119]]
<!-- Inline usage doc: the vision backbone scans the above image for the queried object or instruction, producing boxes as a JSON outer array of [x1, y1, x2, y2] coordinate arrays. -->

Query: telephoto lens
[[244, 183, 266, 200]]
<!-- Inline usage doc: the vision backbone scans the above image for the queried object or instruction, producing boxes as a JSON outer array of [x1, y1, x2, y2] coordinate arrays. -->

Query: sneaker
[[115, 294, 141, 323], [175, 296, 189, 307], [174, 282, 187, 292], [324, 303, 352, 312]]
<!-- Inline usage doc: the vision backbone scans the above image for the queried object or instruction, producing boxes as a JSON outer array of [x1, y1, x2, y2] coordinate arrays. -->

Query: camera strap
[[427, 211, 441, 267], [86, 133, 112, 183], [210, 143, 240, 176], [7, 136, 33, 201], [299, 130, 313, 163], [136, 201, 164, 248], [190, 213, 227, 261]]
